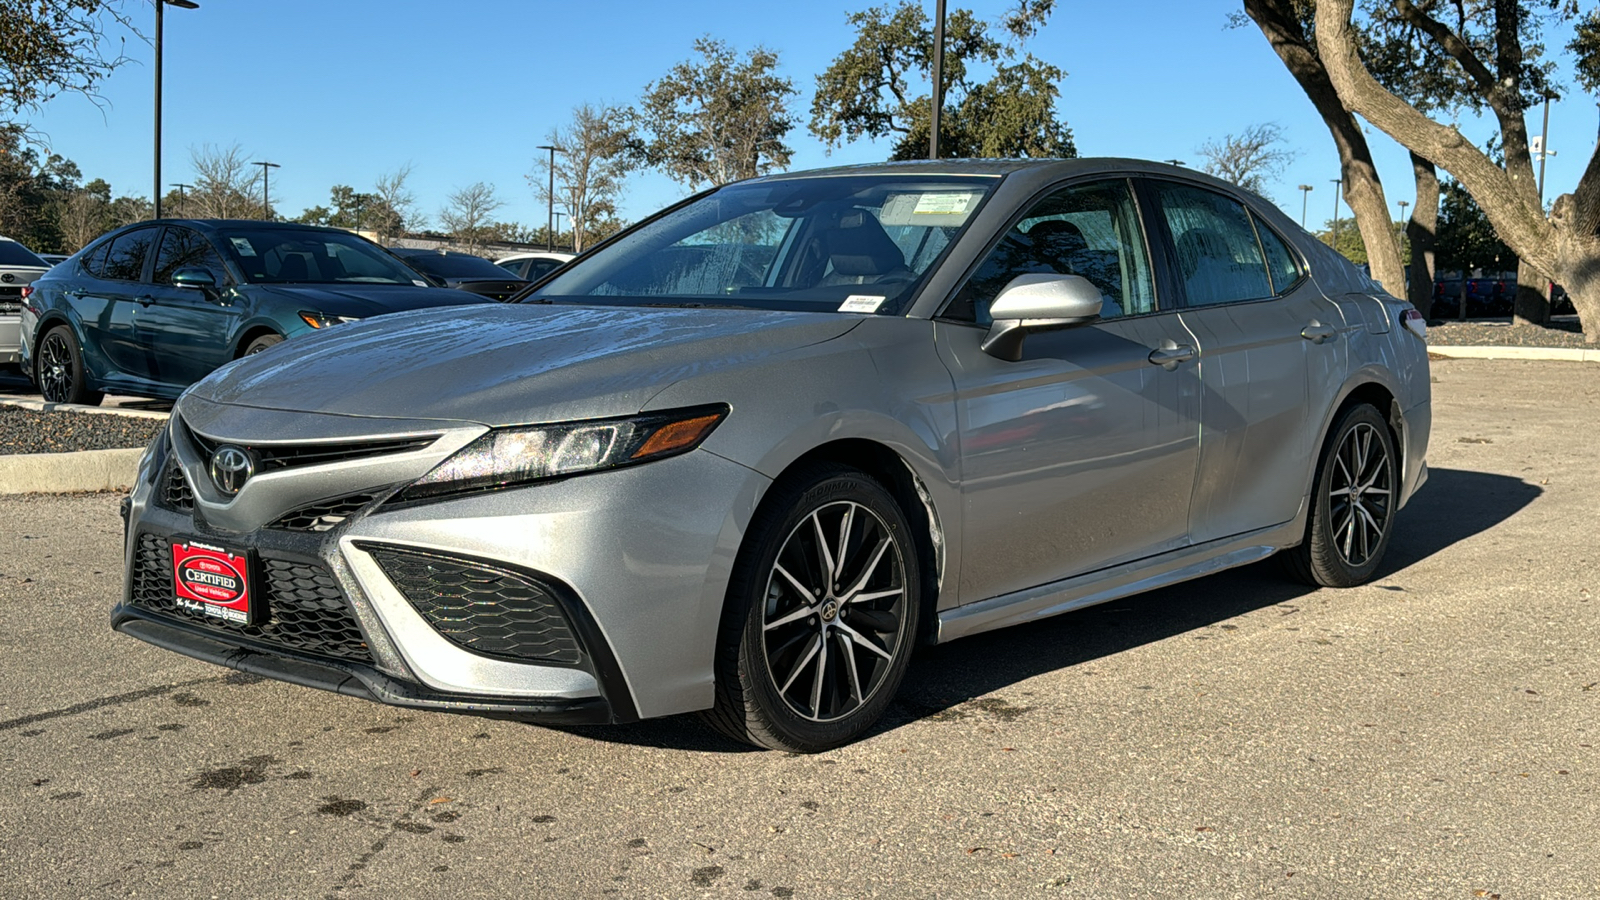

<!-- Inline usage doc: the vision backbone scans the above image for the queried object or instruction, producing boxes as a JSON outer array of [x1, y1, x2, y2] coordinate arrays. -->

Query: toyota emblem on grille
[[209, 445, 255, 495], [0, 273, 13, 283]]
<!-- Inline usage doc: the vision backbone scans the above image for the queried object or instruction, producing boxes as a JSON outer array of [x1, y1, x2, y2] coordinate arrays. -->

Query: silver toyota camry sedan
[[116, 160, 1431, 752]]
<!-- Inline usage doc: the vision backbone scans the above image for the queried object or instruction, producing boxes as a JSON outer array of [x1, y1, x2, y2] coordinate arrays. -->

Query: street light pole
[[929, 0, 946, 160], [252, 161, 279, 220], [553, 211, 566, 251], [1298, 184, 1314, 229], [536, 145, 562, 252], [170, 182, 191, 216], [1397, 199, 1410, 223], [1536, 95, 1557, 203], [1330, 178, 1343, 249], [152, 0, 200, 220]]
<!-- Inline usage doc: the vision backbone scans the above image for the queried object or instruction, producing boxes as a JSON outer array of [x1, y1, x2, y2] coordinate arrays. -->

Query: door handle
[[1147, 344, 1196, 370], [1301, 321, 1337, 344], [137, 295, 154, 307]]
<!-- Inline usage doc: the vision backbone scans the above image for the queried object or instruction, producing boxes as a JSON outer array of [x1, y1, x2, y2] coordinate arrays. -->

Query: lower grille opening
[[362, 544, 581, 666], [130, 533, 371, 664], [269, 493, 379, 533]]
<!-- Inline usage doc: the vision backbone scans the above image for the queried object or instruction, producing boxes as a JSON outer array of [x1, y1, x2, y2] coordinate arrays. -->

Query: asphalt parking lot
[[1, 358, 1596, 898]]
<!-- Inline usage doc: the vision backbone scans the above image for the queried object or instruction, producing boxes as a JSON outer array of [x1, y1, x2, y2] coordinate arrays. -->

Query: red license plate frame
[[171, 539, 256, 625]]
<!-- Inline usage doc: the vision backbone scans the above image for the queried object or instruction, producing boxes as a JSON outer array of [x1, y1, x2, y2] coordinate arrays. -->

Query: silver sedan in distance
[[116, 160, 1431, 752]]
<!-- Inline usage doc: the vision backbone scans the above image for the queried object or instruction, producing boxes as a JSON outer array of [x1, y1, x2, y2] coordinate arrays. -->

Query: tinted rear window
[[403, 253, 519, 280], [0, 240, 48, 267]]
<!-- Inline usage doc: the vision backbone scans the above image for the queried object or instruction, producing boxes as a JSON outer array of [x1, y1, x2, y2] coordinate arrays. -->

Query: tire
[[1284, 403, 1399, 587], [703, 463, 921, 752], [242, 333, 284, 356], [36, 326, 104, 406]]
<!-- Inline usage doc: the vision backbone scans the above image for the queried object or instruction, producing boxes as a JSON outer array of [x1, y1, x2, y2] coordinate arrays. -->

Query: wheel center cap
[[820, 600, 840, 623]]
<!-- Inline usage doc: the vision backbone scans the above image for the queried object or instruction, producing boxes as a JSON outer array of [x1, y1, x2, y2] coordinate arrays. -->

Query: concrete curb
[[1428, 344, 1600, 362], [0, 448, 143, 494], [0, 397, 171, 420]]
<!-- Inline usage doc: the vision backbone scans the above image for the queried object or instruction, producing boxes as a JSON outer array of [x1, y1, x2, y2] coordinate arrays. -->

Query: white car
[[0, 237, 52, 368], [494, 251, 573, 281]]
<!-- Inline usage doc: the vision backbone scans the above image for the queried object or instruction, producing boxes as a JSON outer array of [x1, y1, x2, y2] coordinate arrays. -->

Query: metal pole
[[153, 0, 163, 219], [171, 182, 191, 216], [536, 145, 560, 252], [930, 0, 946, 160], [1537, 95, 1553, 203], [554, 212, 565, 251], [1330, 178, 1342, 249], [1298, 184, 1313, 229], [252, 161, 279, 220]]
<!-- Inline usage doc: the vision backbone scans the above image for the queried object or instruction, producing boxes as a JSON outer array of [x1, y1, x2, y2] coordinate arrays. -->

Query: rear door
[[1144, 179, 1347, 544], [79, 227, 161, 380], [137, 226, 240, 387], [937, 177, 1202, 602]]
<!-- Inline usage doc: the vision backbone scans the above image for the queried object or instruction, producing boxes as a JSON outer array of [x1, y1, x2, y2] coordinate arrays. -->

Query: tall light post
[[1534, 95, 1557, 203], [170, 182, 192, 216], [1330, 178, 1343, 249], [1298, 184, 1314, 228], [1397, 199, 1410, 223], [929, 0, 946, 159], [553, 211, 566, 251], [536, 144, 563, 252], [153, 0, 200, 220], [252, 161, 279, 220]]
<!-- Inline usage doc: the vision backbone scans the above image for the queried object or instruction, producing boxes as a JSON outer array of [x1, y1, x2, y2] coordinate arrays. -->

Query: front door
[[137, 226, 239, 388], [936, 177, 1201, 603]]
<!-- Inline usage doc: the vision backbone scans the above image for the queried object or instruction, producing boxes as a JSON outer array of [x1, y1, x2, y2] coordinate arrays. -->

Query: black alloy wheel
[[36, 326, 104, 406], [1285, 403, 1398, 587], [706, 463, 921, 752]]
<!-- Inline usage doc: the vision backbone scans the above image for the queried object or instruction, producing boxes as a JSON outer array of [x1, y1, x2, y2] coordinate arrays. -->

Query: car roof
[[743, 157, 1197, 182], [143, 219, 364, 238]]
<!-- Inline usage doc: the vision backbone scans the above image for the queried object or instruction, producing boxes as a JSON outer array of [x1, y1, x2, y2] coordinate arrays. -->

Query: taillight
[[19, 285, 32, 300], [1401, 308, 1426, 339]]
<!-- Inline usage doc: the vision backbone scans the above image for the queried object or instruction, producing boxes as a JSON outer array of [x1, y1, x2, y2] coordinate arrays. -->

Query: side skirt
[[935, 519, 1305, 644]]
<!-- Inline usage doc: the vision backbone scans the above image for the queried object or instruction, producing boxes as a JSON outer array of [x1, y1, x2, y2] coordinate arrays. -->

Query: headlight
[[299, 311, 360, 329], [394, 404, 729, 502]]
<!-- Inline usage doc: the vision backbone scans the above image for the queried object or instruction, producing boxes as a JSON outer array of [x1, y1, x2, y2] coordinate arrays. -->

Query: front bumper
[[0, 315, 19, 365], [117, 402, 768, 723]]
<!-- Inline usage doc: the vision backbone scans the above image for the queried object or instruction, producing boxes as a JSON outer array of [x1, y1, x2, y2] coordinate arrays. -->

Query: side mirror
[[980, 273, 1103, 361], [172, 267, 218, 290]]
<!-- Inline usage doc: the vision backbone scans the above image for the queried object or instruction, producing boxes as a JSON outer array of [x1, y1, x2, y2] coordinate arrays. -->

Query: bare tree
[[54, 188, 109, 250], [529, 104, 630, 252], [372, 163, 422, 242], [1196, 123, 1297, 195], [188, 143, 262, 219], [0, 0, 136, 117], [438, 182, 503, 255]]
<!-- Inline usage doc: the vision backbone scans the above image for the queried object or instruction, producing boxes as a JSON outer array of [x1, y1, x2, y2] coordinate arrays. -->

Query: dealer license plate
[[171, 539, 255, 625]]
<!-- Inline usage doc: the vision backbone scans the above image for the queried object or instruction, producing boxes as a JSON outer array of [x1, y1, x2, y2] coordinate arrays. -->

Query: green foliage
[[295, 185, 397, 233], [1435, 179, 1515, 273], [531, 104, 631, 251], [0, 0, 132, 116], [1316, 215, 1412, 266], [630, 38, 797, 188], [1570, 8, 1600, 93], [810, 1, 1075, 160]]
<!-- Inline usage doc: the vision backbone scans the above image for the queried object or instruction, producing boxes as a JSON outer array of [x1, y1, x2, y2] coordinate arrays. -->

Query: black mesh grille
[[180, 417, 436, 472], [269, 493, 378, 533], [365, 545, 580, 665], [129, 533, 372, 663], [160, 459, 194, 511]]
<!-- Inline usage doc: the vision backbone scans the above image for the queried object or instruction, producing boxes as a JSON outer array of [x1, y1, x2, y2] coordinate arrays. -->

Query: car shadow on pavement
[[552, 466, 1540, 753]]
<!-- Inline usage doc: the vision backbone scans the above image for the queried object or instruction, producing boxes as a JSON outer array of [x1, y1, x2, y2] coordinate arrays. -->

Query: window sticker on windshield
[[913, 192, 975, 215], [230, 237, 257, 257], [839, 295, 885, 314], [413, 280, 428, 287]]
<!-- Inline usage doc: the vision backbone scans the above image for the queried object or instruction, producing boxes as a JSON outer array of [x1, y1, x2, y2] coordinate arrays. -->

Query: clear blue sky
[[27, 0, 1597, 233]]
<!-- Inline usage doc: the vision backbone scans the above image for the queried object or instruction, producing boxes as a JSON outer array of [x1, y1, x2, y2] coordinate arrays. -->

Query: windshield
[[531, 174, 997, 314], [221, 228, 426, 285], [0, 240, 48, 268], [403, 253, 520, 280]]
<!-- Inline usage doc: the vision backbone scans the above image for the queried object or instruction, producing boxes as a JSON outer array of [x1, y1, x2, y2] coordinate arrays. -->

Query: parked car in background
[[115, 160, 1431, 752], [495, 250, 574, 282], [1, 236, 53, 369], [21, 220, 490, 404], [391, 248, 528, 301], [38, 253, 71, 267]]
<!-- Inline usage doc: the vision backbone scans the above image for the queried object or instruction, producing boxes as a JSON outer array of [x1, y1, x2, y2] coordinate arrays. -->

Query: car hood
[[191, 303, 863, 425], [251, 283, 489, 316]]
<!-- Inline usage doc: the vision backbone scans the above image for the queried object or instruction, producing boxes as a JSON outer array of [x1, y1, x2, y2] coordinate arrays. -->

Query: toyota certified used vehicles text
[[116, 160, 1431, 752], [21, 220, 490, 404], [1, 236, 52, 369]]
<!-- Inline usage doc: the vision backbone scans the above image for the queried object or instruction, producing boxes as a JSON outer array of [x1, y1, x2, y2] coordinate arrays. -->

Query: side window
[[1154, 183, 1273, 306], [524, 259, 560, 281], [1252, 212, 1303, 294], [152, 228, 227, 285], [102, 229, 159, 282], [79, 240, 112, 279], [945, 178, 1156, 323]]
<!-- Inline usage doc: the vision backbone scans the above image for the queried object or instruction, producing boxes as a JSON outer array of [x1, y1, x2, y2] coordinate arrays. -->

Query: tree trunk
[[1549, 225, 1600, 343], [1243, 0, 1406, 297], [1512, 259, 1549, 326], [1406, 152, 1439, 316]]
